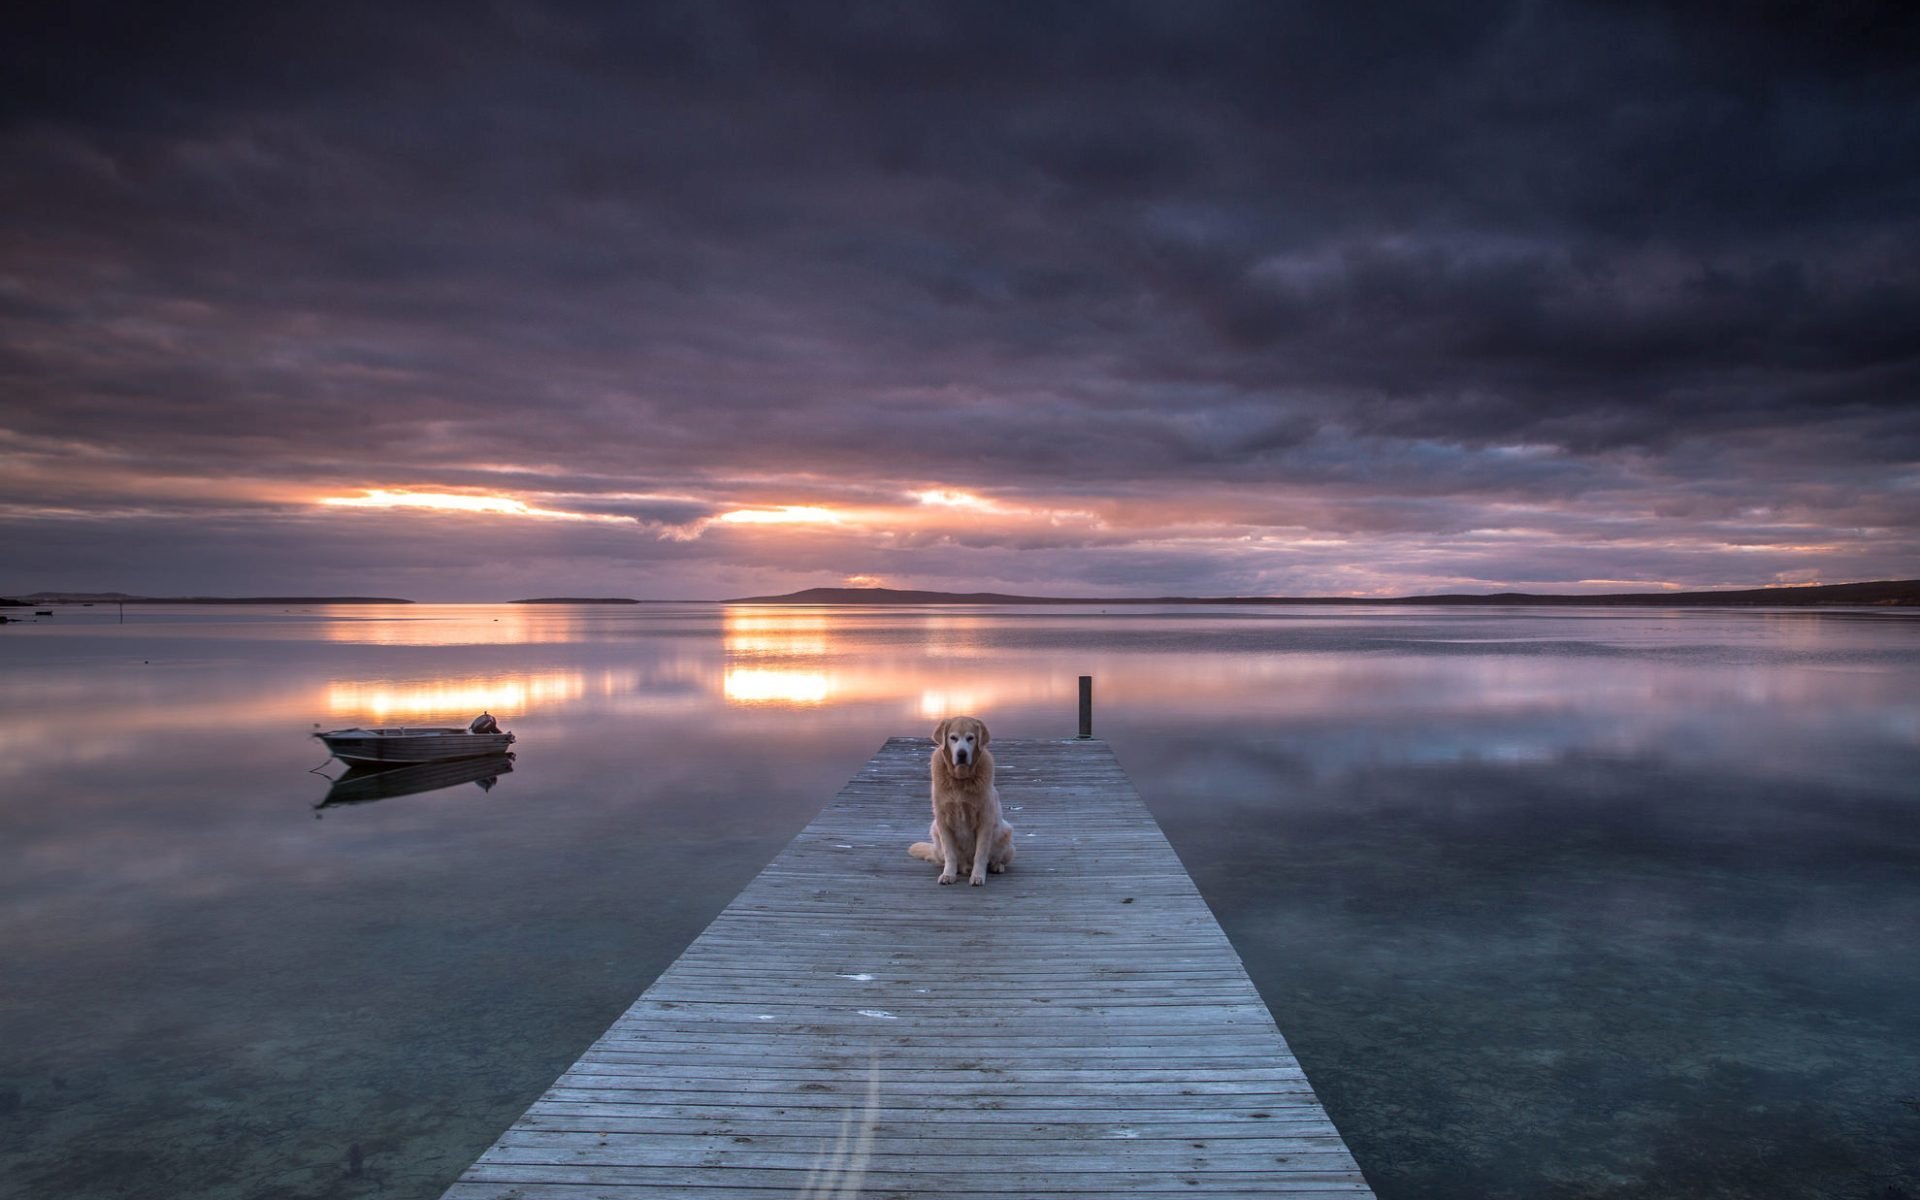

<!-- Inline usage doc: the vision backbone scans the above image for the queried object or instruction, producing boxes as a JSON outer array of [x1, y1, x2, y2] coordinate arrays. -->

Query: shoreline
[[8, 578, 1917, 609]]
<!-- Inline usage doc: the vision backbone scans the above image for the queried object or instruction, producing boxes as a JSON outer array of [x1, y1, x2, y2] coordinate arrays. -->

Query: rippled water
[[1, 603, 1915, 1199]]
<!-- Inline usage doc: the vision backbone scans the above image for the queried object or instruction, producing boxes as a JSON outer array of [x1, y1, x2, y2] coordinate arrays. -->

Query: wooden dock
[[441, 737, 1375, 1198]]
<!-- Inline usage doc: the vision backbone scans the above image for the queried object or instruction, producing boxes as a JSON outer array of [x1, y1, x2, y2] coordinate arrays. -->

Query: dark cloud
[[1, 1, 1916, 597]]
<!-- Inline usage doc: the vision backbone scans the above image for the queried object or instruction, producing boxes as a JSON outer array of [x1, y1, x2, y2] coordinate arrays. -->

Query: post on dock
[[1077, 674, 1093, 738]]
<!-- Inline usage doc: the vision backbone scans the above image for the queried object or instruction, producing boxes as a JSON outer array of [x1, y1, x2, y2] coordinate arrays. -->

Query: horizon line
[[9, 578, 1919, 608]]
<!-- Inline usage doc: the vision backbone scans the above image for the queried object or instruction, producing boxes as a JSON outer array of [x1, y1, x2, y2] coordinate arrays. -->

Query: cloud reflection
[[722, 608, 838, 707], [723, 668, 832, 706], [324, 671, 604, 721], [724, 611, 833, 658], [318, 604, 577, 646], [717, 606, 1044, 711]]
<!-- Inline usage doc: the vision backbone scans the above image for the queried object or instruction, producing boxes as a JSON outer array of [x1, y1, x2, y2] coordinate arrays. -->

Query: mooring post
[[1077, 675, 1093, 738]]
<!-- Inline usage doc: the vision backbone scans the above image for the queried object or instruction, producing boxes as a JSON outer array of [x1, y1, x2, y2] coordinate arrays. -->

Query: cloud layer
[[3, 2, 1917, 598]]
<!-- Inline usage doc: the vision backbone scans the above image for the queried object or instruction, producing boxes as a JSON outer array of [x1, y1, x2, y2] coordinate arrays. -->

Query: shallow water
[[1, 603, 1915, 1199]]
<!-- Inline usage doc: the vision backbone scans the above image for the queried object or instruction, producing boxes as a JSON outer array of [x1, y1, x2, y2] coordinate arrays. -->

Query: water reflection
[[722, 609, 833, 658], [721, 607, 836, 706], [315, 754, 516, 811], [1, 603, 1916, 1200], [319, 603, 570, 646], [324, 671, 606, 720], [722, 667, 831, 705], [717, 606, 1075, 713]]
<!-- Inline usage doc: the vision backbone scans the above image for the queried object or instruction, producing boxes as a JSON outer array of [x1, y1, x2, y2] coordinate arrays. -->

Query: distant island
[[5, 592, 414, 605], [9, 579, 1917, 609], [726, 579, 1920, 607]]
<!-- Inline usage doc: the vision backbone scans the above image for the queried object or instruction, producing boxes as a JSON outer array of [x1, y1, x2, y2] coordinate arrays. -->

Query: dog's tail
[[907, 841, 939, 863]]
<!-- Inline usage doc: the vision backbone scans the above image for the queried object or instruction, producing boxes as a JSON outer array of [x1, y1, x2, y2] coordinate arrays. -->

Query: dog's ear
[[932, 717, 950, 747], [976, 720, 990, 748]]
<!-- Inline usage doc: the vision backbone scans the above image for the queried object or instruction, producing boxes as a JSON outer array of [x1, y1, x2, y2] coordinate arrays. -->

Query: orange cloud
[[318, 488, 621, 521]]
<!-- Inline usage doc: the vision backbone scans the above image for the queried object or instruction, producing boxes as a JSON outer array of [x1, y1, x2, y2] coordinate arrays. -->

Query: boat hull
[[315, 727, 516, 765]]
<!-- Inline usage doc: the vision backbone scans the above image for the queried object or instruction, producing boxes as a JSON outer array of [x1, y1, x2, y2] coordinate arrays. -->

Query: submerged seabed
[[0, 603, 1915, 1199]]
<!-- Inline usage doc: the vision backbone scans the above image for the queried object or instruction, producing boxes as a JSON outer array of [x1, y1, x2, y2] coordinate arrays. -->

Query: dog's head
[[932, 715, 991, 776]]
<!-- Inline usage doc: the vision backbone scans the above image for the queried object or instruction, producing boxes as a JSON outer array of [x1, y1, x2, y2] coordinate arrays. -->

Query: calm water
[[1, 603, 1916, 1200]]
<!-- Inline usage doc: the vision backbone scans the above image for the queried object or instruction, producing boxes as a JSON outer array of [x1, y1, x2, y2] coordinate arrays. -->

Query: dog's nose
[[954, 748, 969, 764]]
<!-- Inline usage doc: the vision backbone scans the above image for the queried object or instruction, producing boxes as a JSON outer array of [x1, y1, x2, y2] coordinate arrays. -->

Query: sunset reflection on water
[[722, 609, 833, 658], [323, 672, 607, 721], [319, 603, 562, 645], [721, 608, 834, 705], [718, 606, 1074, 713]]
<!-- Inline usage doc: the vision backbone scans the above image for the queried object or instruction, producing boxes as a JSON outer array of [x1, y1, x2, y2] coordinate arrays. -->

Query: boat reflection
[[314, 753, 516, 811]]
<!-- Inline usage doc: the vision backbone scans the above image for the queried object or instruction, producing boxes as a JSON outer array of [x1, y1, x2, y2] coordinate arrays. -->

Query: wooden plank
[[440, 738, 1375, 1198]]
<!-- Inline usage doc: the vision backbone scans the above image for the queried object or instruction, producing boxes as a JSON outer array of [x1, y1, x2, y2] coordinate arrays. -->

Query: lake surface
[[1, 602, 1916, 1199]]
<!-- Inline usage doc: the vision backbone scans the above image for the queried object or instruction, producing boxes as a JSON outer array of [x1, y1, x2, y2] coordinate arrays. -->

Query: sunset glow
[[318, 489, 615, 522], [1, 5, 1912, 602], [715, 506, 845, 527], [2, 14, 1913, 1200], [914, 488, 1000, 511]]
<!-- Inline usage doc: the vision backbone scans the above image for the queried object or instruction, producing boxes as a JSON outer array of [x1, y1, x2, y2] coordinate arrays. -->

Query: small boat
[[314, 712, 515, 765]]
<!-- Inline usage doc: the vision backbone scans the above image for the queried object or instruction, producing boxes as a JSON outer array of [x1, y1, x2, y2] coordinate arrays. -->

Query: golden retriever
[[908, 716, 1015, 885]]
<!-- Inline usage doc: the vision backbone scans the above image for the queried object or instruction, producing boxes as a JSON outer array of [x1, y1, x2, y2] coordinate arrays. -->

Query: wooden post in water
[[1077, 674, 1093, 738]]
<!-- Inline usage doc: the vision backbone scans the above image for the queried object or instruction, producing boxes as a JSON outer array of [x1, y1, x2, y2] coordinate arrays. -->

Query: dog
[[908, 715, 1015, 885]]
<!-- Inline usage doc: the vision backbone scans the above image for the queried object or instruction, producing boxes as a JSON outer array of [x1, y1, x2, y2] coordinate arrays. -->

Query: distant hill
[[12, 580, 1915, 609], [727, 580, 1920, 607], [13, 592, 415, 604], [730, 587, 1086, 605], [9, 591, 142, 603], [1403, 580, 1920, 606]]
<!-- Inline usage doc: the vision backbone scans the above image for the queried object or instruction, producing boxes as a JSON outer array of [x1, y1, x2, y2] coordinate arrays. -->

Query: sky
[[3, 1, 1918, 601]]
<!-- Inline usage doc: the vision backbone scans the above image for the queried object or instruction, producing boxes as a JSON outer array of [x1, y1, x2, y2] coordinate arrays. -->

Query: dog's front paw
[[969, 874, 986, 886], [938, 872, 957, 884]]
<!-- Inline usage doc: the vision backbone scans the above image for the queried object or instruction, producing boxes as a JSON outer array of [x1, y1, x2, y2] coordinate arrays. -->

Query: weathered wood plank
[[440, 737, 1374, 1198], [515, 1110, 1345, 1135]]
